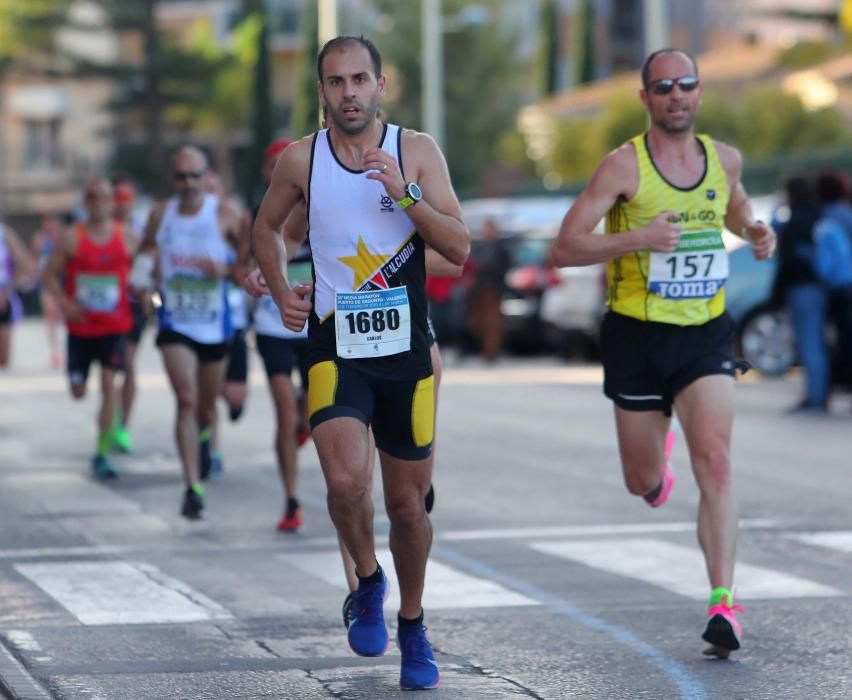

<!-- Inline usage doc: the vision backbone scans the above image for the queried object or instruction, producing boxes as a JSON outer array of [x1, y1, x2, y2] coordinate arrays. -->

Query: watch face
[[407, 182, 422, 201]]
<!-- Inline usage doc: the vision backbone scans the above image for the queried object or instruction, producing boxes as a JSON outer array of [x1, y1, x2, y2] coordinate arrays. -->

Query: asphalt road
[[0, 320, 850, 700]]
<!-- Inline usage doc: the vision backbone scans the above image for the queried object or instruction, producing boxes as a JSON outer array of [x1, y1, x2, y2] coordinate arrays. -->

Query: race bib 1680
[[334, 286, 411, 359]]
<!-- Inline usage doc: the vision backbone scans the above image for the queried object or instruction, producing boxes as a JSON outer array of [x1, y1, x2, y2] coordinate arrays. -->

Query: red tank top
[[64, 222, 132, 337]]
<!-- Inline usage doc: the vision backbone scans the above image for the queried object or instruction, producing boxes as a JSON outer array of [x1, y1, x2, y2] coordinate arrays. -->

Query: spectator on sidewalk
[[467, 219, 511, 361], [771, 176, 827, 413]]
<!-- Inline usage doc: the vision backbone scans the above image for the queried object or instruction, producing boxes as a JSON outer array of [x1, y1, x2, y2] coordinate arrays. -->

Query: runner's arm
[[551, 146, 675, 267], [4, 227, 37, 286], [253, 142, 308, 303], [42, 228, 77, 316], [214, 199, 242, 282], [405, 133, 469, 266], [231, 210, 257, 286], [365, 132, 470, 266], [136, 202, 166, 255], [717, 142, 775, 259], [282, 205, 308, 262], [129, 202, 165, 290]]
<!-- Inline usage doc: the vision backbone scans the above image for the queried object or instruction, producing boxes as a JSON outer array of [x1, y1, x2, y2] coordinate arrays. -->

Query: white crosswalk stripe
[[789, 530, 852, 553], [14, 561, 232, 625], [6, 529, 849, 632], [280, 548, 540, 610], [530, 538, 843, 600]]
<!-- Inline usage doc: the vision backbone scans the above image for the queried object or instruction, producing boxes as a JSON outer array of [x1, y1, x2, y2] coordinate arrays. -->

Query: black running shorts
[[307, 358, 434, 461], [155, 329, 229, 364], [601, 310, 737, 416], [255, 334, 309, 388], [225, 329, 248, 383], [67, 333, 127, 387]]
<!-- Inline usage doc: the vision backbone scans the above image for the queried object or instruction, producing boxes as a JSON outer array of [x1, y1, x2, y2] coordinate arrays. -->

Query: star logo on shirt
[[337, 236, 390, 290]]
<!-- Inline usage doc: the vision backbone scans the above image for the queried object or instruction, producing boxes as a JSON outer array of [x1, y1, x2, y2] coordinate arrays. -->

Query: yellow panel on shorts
[[308, 361, 338, 418], [410, 375, 435, 448]]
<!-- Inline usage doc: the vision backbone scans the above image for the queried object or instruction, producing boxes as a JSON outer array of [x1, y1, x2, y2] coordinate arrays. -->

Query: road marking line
[[0, 641, 51, 700], [439, 518, 782, 542], [790, 531, 852, 553], [433, 544, 707, 700], [281, 548, 539, 610], [5, 631, 42, 654], [530, 538, 843, 600], [14, 561, 232, 626], [5, 631, 52, 664]]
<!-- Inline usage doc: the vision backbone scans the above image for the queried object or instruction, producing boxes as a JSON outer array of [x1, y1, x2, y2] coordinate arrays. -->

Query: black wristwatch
[[396, 182, 422, 209]]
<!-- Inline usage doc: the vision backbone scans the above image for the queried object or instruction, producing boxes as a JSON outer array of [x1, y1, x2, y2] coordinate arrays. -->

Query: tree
[[575, 0, 595, 85], [0, 0, 67, 71], [64, 0, 254, 192], [366, 0, 529, 193], [547, 84, 852, 189], [290, 1, 319, 139]]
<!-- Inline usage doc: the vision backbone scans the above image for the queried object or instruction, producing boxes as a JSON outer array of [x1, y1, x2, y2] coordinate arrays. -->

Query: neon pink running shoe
[[702, 589, 743, 659], [645, 430, 676, 507]]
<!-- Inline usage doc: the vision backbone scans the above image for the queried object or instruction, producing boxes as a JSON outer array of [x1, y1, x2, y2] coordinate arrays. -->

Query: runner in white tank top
[[251, 36, 470, 691], [133, 145, 243, 521]]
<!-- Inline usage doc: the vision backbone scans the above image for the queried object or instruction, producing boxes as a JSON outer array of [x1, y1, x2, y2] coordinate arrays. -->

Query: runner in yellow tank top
[[552, 49, 776, 659]]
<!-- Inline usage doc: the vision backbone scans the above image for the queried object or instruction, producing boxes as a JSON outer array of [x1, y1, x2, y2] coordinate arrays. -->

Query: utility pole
[[318, 0, 337, 45], [643, 0, 667, 55], [422, 0, 444, 150]]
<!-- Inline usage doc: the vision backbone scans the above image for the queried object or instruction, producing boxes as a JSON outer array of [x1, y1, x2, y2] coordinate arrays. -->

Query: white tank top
[[155, 195, 233, 344], [308, 124, 418, 320]]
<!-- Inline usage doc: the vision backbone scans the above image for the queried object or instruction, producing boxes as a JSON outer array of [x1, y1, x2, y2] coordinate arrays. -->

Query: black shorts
[[127, 299, 148, 345], [225, 329, 248, 383], [0, 303, 11, 325], [67, 333, 127, 387], [308, 358, 434, 461], [601, 310, 737, 416], [255, 334, 309, 388], [156, 329, 229, 364]]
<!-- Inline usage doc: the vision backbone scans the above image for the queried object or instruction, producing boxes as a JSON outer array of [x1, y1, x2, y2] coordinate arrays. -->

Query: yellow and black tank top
[[605, 133, 730, 326]]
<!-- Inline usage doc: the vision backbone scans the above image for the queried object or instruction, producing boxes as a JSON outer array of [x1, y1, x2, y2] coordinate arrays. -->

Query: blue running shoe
[[342, 591, 354, 629], [347, 568, 389, 657], [398, 623, 440, 690], [92, 455, 118, 480]]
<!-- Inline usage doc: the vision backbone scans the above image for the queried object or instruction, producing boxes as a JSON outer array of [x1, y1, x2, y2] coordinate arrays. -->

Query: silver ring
[[382, 163, 387, 171]]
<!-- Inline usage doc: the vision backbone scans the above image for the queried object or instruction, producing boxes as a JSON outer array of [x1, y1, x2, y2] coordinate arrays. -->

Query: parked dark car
[[498, 231, 561, 353]]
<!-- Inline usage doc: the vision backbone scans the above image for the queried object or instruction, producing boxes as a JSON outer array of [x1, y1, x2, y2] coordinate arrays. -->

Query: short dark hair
[[815, 171, 849, 204], [317, 35, 382, 82], [641, 48, 699, 89]]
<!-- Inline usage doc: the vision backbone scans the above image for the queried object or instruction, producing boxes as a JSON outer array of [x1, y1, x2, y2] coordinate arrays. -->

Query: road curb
[[0, 643, 50, 700]]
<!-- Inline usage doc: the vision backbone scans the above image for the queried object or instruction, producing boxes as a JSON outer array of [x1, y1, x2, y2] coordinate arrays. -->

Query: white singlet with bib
[[308, 124, 419, 359], [156, 195, 233, 344]]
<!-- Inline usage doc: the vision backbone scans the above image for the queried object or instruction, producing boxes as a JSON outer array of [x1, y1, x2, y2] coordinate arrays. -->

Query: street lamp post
[[643, 0, 668, 55], [318, 0, 338, 45], [422, 0, 444, 150]]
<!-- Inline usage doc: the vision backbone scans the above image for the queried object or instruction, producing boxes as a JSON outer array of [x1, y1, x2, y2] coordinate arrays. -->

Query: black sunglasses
[[649, 76, 700, 95], [173, 170, 203, 182]]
